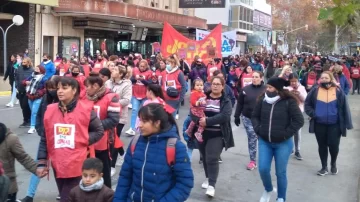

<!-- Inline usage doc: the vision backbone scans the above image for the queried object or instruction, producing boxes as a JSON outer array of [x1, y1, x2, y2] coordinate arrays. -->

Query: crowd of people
[[0, 50, 355, 202]]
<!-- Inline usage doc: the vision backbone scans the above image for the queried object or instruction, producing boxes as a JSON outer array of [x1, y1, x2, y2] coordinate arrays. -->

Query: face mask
[[151, 67, 156, 71], [72, 72, 79, 77], [337, 71, 342, 75], [48, 90, 57, 98], [166, 64, 172, 71], [321, 82, 332, 89], [34, 72, 40, 75], [22, 65, 28, 68], [43, 59, 48, 62], [196, 63, 201, 67], [224, 61, 228, 64], [266, 91, 278, 98]]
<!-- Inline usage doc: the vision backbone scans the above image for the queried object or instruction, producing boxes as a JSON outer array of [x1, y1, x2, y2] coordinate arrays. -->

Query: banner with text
[[196, 29, 236, 57], [161, 22, 222, 64]]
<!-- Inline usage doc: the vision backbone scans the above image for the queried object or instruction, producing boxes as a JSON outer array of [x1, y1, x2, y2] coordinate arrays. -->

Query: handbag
[[165, 75, 179, 98]]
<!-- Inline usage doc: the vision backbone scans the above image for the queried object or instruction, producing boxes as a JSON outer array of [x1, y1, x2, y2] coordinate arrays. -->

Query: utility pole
[[334, 25, 339, 54]]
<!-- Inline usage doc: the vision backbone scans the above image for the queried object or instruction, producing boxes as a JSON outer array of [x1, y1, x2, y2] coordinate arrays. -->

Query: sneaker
[[128, 104, 132, 109], [15, 100, 19, 105], [317, 167, 329, 176], [19, 122, 30, 128], [125, 128, 136, 136], [201, 179, 209, 189], [259, 187, 277, 202], [247, 161, 257, 170], [277, 198, 285, 202], [56, 195, 61, 200], [27, 127, 36, 134], [294, 152, 303, 160], [6, 102, 14, 107], [206, 186, 215, 197], [194, 132, 203, 142], [331, 166, 338, 175], [175, 114, 179, 120], [218, 157, 223, 163], [21, 196, 33, 202], [116, 153, 125, 167], [111, 167, 116, 177]]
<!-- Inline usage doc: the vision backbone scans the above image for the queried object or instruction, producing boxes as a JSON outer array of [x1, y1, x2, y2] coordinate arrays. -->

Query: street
[[0, 94, 359, 202]]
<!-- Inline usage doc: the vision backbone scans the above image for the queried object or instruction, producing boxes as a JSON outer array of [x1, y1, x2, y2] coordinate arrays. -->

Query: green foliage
[[318, 0, 360, 26]]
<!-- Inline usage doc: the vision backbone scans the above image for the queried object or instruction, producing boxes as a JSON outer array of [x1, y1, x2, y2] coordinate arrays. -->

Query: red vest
[[351, 67, 360, 79], [306, 72, 317, 90], [54, 59, 62, 68], [241, 73, 253, 88], [235, 68, 243, 78], [207, 63, 222, 81], [91, 90, 118, 151], [132, 68, 152, 99], [44, 101, 92, 178], [66, 75, 86, 99], [58, 63, 69, 76], [161, 69, 182, 101], [155, 69, 165, 84], [82, 64, 91, 77], [93, 60, 107, 73]]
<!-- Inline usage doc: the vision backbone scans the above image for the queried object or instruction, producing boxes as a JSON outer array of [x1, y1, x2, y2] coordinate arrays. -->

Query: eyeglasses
[[212, 83, 222, 86]]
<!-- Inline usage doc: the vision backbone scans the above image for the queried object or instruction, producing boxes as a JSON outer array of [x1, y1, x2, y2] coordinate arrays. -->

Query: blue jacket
[[251, 63, 263, 72], [41, 61, 56, 81], [337, 74, 350, 95], [113, 126, 194, 202]]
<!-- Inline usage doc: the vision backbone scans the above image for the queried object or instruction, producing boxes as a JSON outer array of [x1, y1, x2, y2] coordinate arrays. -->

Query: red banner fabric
[[161, 22, 222, 64]]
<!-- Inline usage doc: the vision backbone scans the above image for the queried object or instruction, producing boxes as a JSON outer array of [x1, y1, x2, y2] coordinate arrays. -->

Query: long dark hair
[[266, 59, 276, 78], [46, 76, 61, 104], [147, 84, 165, 100], [85, 72, 104, 87], [138, 103, 179, 136]]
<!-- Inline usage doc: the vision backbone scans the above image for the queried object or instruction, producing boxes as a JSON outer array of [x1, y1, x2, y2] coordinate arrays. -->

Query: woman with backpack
[[113, 103, 194, 202]]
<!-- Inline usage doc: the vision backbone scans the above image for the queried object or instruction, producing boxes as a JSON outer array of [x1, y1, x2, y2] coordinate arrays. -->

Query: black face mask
[[22, 65, 28, 68], [48, 90, 57, 98], [43, 59, 48, 62], [337, 71, 343, 75], [266, 91, 278, 98], [72, 72, 79, 77], [320, 82, 332, 89], [34, 72, 40, 75], [196, 63, 202, 67]]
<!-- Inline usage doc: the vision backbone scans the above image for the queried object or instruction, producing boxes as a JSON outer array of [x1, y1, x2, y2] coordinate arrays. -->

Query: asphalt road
[[0, 93, 359, 202]]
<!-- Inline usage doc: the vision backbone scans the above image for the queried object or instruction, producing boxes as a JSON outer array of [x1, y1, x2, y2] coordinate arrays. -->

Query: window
[[240, 6, 244, 21], [232, 6, 239, 21], [164, 0, 170, 9]]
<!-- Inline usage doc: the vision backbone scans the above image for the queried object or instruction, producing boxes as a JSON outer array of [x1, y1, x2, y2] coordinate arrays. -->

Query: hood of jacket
[[0, 124, 9, 144], [145, 125, 179, 141]]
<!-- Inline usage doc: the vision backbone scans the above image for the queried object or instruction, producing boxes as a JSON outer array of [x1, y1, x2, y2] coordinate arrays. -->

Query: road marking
[[0, 107, 20, 111]]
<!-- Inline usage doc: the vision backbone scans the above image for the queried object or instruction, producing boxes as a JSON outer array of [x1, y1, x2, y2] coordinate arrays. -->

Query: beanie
[[267, 77, 288, 91]]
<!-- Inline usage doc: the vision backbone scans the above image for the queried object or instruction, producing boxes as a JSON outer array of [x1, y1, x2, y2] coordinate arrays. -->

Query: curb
[[0, 91, 11, 96]]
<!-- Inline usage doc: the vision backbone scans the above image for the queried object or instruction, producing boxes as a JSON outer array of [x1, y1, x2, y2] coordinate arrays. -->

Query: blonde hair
[[116, 65, 132, 79], [279, 65, 292, 78], [333, 64, 343, 73], [139, 59, 149, 68], [22, 57, 33, 67], [167, 54, 180, 67], [106, 61, 115, 68], [321, 71, 336, 82]]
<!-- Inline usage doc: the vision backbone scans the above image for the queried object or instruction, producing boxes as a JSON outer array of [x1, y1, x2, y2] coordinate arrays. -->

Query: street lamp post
[[0, 15, 24, 75]]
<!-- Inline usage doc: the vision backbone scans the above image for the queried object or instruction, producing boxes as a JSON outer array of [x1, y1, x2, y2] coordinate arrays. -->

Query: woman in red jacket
[[67, 65, 86, 99], [350, 62, 360, 95], [125, 60, 152, 136]]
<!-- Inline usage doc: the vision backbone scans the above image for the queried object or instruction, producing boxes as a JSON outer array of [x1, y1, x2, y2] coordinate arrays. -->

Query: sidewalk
[[0, 76, 11, 96]]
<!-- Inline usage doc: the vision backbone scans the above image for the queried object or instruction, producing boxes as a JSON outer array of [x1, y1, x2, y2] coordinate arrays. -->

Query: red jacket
[[81, 64, 91, 77], [161, 69, 182, 101], [44, 102, 92, 178], [93, 59, 107, 73], [206, 62, 222, 81], [350, 66, 360, 79], [306, 71, 317, 90], [341, 64, 352, 88], [58, 63, 69, 76], [240, 73, 253, 88], [66, 74, 86, 99], [190, 90, 206, 107], [132, 68, 152, 99], [54, 59, 62, 68]]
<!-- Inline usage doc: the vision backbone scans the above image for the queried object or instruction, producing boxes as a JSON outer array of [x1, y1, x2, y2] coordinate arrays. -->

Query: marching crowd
[[0, 50, 355, 202]]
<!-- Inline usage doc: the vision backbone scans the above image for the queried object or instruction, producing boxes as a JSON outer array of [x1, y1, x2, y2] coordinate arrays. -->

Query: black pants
[[55, 176, 81, 202], [7, 192, 17, 202], [352, 78, 360, 93], [111, 123, 125, 167], [314, 123, 341, 168], [18, 92, 31, 123], [199, 135, 223, 187], [95, 150, 112, 188]]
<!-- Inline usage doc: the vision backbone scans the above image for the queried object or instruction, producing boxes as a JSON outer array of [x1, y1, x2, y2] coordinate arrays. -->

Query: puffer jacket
[[0, 129, 37, 194], [113, 125, 194, 202], [15, 66, 33, 93], [108, 79, 132, 124], [251, 96, 304, 143]]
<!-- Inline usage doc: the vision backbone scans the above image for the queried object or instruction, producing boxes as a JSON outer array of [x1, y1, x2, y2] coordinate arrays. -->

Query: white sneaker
[[276, 198, 284, 202], [15, 100, 19, 105], [6, 102, 13, 107], [128, 104, 132, 109], [27, 128, 36, 134], [260, 187, 277, 202], [175, 114, 179, 120], [206, 186, 215, 197], [116, 153, 125, 167], [201, 179, 209, 189], [111, 167, 116, 177], [125, 128, 136, 136]]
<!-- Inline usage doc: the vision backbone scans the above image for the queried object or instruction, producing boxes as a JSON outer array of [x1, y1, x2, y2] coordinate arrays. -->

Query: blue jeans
[[258, 137, 293, 201], [28, 98, 42, 127], [10, 81, 17, 103], [26, 145, 40, 198], [130, 96, 146, 130]]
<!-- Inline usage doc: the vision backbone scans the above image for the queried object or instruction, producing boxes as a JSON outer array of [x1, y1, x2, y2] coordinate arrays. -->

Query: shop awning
[[9, 0, 59, 7], [0, 12, 14, 20], [53, 0, 207, 29]]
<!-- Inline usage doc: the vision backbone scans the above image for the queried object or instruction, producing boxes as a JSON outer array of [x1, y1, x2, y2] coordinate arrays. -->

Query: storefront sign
[[179, 0, 226, 8], [10, 0, 58, 6], [253, 10, 272, 29], [196, 29, 236, 57], [73, 20, 135, 32], [236, 34, 247, 42], [55, 0, 207, 29], [161, 22, 222, 64]]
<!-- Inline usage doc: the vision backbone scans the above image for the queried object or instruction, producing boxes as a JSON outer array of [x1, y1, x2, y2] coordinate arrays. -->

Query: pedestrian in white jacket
[[285, 73, 307, 160]]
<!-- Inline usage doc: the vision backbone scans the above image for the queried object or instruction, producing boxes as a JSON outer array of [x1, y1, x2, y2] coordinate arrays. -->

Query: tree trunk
[[334, 25, 339, 54]]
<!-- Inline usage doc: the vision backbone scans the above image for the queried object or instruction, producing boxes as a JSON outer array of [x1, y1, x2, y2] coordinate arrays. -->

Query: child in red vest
[[185, 78, 207, 142]]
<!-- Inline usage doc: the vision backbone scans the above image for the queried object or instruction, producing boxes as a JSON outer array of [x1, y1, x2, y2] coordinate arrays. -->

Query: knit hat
[[267, 77, 289, 91]]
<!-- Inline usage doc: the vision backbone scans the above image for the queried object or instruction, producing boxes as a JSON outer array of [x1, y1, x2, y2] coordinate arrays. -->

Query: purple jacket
[[189, 65, 207, 83]]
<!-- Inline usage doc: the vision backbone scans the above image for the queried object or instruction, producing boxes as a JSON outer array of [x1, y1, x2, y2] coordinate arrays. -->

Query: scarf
[[264, 93, 280, 104], [87, 85, 107, 102], [26, 73, 44, 95], [79, 178, 104, 192]]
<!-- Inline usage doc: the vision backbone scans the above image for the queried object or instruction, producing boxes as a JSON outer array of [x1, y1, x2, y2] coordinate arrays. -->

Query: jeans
[[28, 98, 42, 127], [26, 145, 40, 198], [130, 97, 146, 130], [258, 137, 293, 201], [352, 78, 360, 93], [241, 115, 257, 161], [10, 81, 17, 104], [294, 128, 301, 152]]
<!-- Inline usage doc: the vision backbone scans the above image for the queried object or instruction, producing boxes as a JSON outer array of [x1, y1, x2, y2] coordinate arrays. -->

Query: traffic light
[[305, 24, 308, 31]]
